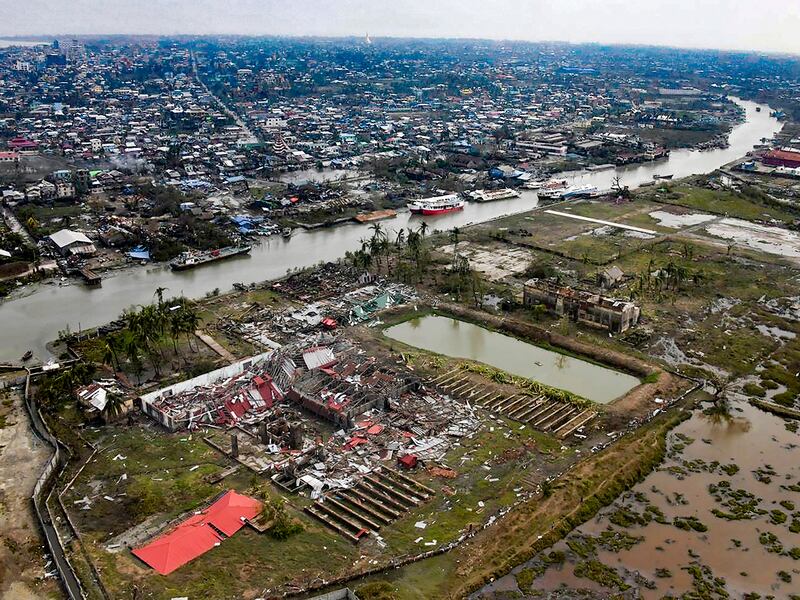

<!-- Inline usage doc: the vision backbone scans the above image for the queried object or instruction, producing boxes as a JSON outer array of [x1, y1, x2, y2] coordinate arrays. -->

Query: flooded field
[[477, 400, 800, 599], [648, 210, 717, 229], [382, 315, 640, 403], [705, 218, 800, 259]]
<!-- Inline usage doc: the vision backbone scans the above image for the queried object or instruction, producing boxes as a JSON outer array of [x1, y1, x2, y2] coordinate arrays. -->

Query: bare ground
[[0, 383, 60, 599]]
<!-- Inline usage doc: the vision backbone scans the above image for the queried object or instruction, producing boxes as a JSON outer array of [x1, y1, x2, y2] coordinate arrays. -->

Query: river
[[0, 98, 781, 362], [0, 40, 46, 48]]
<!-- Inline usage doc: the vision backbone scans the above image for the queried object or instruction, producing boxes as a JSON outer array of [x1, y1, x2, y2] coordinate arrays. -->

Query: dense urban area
[[1, 34, 800, 600]]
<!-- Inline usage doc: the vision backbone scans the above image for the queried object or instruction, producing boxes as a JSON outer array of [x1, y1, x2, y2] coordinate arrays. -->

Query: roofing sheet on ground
[[132, 490, 261, 575]]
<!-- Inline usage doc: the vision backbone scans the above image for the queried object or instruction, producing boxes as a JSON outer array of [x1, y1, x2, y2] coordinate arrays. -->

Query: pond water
[[382, 315, 640, 403]]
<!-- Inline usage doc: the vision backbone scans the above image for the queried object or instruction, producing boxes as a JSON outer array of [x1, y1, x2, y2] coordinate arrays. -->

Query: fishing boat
[[170, 245, 252, 271], [21, 350, 33, 361], [653, 174, 674, 180], [408, 193, 465, 215]]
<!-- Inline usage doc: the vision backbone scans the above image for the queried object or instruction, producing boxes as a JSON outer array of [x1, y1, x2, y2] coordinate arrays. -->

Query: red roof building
[[762, 149, 800, 169], [132, 490, 262, 575]]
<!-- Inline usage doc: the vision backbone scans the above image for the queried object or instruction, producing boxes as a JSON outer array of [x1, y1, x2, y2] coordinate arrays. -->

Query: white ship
[[536, 179, 569, 198], [408, 193, 465, 215], [469, 188, 521, 202], [560, 184, 599, 199]]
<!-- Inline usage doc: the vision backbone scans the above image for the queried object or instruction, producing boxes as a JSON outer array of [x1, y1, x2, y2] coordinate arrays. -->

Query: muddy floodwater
[[383, 315, 640, 403], [477, 401, 800, 599]]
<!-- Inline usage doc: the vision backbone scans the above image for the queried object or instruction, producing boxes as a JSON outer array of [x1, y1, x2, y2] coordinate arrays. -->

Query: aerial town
[[1, 16, 800, 600]]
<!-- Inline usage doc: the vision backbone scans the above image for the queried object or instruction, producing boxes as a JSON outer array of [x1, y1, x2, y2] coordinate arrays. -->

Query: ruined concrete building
[[523, 278, 640, 333]]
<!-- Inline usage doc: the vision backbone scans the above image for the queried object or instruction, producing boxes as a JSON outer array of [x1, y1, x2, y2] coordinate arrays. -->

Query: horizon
[[2, 34, 798, 60], [2, 0, 799, 55]]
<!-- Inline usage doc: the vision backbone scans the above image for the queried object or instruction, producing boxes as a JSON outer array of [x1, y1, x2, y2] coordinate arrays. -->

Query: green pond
[[383, 315, 640, 403]]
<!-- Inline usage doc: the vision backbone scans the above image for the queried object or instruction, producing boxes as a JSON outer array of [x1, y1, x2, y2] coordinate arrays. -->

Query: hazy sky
[[2, 0, 799, 54]]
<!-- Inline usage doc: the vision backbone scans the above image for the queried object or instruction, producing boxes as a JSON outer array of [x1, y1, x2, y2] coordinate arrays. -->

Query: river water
[[0, 99, 781, 361], [0, 40, 46, 48], [383, 315, 639, 403]]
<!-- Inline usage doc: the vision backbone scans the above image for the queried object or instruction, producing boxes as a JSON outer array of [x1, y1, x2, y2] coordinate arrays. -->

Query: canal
[[383, 315, 639, 403], [0, 98, 781, 362]]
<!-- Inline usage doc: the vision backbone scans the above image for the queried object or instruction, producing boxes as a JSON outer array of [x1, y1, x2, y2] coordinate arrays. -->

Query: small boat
[[21, 350, 33, 361], [282, 227, 293, 238], [653, 174, 673, 180]]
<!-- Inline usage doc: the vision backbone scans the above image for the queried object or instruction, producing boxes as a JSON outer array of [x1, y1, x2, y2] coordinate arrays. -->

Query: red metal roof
[[204, 490, 262, 537], [132, 490, 262, 575], [765, 149, 800, 161], [132, 515, 222, 575]]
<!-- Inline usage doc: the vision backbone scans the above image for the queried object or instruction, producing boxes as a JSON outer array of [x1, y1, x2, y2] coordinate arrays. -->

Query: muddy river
[[383, 315, 639, 403], [476, 400, 800, 598], [0, 98, 781, 362]]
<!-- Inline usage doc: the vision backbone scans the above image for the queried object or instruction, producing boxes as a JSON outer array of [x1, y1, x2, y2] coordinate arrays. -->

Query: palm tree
[[369, 222, 386, 242], [101, 339, 120, 372], [450, 226, 461, 267], [102, 393, 127, 422], [417, 221, 429, 238], [154, 286, 169, 307]]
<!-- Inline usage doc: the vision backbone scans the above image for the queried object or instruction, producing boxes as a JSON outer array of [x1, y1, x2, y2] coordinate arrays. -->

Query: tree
[[449, 226, 461, 267], [102, 393, 128, 421]]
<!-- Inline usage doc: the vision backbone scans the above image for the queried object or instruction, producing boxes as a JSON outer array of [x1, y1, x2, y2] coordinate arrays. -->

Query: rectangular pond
[[383, 315, 640, 403]]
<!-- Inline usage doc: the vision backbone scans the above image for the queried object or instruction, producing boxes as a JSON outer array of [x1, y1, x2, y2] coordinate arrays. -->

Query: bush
[[773, 391, 797, 408], [743, 383, 766, 398], [356, 581, 398, 600]]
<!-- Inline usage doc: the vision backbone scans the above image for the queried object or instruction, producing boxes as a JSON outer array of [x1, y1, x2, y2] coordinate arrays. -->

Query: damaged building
[[523, 278, 640, 333]]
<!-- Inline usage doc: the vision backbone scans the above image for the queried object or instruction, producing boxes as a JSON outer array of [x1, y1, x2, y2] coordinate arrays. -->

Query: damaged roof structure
[[139, 332, 482, 541]]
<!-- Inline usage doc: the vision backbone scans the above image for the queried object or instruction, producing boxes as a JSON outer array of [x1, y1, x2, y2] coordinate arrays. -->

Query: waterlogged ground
[[476, 401, 800, 599]]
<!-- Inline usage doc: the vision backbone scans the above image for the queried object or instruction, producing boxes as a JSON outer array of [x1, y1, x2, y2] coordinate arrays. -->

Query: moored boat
[[170, 245, 252, 271], [560, 184, 598, 199], [408, 193, 465, 215], [469, 188, 521, 202]]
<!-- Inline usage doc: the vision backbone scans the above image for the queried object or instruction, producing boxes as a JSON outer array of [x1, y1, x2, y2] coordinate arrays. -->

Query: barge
[[170, 245, 252, 271]]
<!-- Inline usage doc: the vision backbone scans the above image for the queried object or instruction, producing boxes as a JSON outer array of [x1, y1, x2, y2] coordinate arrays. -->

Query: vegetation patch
[[573, 560, 630, 591]]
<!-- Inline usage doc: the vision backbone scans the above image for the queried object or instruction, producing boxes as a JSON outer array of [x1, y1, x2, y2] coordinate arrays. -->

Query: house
[[523, 278, 640, 333], [48, 229, 96, 257], [75, 380, 134, 422], [597, 265, 624, 289]]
